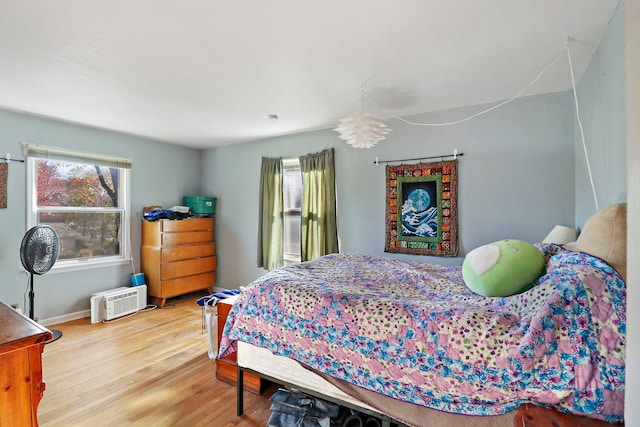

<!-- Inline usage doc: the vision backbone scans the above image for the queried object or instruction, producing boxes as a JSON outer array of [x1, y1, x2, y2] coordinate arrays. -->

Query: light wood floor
[[38, 292, 277, 427]]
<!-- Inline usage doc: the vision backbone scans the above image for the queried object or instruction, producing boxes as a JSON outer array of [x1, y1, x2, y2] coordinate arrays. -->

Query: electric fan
[[20, 225, 63, 342]]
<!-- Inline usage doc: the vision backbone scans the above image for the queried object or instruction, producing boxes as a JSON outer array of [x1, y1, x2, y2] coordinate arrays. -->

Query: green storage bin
[[183, 196, 216, 215]]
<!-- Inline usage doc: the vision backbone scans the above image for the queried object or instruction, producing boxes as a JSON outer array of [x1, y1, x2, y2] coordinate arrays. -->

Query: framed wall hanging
[[385, 159, 458, 256]]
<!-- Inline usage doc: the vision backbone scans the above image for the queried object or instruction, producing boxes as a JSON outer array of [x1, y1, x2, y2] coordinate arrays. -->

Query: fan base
[[46, 329, 63, 344]]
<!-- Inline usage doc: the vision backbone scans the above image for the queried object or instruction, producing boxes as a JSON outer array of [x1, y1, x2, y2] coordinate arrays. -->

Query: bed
[[219, 204, 627, 426]]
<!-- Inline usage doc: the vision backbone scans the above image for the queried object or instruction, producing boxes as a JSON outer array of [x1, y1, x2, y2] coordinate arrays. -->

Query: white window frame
[[282, 158, 302, 265], [25, 144, 132, 273]]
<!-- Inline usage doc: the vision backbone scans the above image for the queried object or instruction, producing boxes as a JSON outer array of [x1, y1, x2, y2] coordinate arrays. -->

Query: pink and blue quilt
[[219, 244, 625, 423]]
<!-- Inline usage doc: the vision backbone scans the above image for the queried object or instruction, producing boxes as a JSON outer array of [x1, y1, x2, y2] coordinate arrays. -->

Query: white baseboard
[[38, 287, 232, 327], [39, 309, 90, 327]]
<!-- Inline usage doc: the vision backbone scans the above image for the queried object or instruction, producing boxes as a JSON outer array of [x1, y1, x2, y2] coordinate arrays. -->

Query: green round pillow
[[462, 239, 545, 297]]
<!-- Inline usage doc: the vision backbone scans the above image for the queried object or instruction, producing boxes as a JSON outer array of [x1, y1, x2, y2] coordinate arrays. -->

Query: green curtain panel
[[257, 157, 284, 270], [299, 148, 338, 261]]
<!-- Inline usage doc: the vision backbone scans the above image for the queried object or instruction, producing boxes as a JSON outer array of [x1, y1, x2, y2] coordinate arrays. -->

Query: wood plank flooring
[[38, 292, 277, 427]]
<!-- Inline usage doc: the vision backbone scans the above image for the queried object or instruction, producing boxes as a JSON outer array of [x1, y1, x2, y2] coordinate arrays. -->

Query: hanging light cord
[[363, 38, 599, 211], [367, 46, 568, 127], [566, 38, 599, 211]]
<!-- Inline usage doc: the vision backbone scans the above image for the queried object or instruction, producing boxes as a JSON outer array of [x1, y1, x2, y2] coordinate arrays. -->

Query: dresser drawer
[[161, 243, 215, 262], [161, 230, 214, 246], [141, 218, 215, 246], [158, 272, 216, 298], [161, 218, 214, 232], [162, 256, 216, 280]]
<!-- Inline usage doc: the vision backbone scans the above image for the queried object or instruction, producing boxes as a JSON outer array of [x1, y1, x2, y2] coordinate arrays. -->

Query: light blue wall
[[0, 109, 203, 320], [0, 4, 628, 342], [571, 10, 630, 419], [0, 7, 628, 327], [574, 3, 627, 228], [202, 92, 575, 289], [624, 0, 640, 422]]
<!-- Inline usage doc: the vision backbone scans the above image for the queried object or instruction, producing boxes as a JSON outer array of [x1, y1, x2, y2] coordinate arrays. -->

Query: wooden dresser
[[216, 297, 266, 394], [141, 217, 217, 307], [0, 301, 52, 427]]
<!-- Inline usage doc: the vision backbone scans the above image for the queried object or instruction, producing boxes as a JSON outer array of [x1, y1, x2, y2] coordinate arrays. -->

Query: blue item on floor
[[196, 289, 240, 306], [130, 272, 146, 286]]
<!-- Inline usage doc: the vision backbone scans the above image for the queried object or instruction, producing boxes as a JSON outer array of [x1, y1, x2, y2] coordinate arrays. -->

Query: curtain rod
[[1, 153, 25, 163], [373, 149, 463, 165]]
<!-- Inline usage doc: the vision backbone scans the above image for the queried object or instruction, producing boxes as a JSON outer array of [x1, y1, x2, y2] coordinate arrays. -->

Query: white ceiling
[[0, 1, 620, 149]]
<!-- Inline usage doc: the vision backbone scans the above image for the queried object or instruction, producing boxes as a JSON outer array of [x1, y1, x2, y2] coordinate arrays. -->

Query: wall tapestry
[[385, 159, 458, 256], [0, 163, 7, 209]]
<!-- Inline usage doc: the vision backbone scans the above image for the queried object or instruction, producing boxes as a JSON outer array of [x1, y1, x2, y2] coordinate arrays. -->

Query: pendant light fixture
[[334, 86, 391, 149]]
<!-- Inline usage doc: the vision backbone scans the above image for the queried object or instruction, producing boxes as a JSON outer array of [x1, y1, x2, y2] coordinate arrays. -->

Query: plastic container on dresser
[[141, 217, 216, 307], [183, 195, 217, 215]]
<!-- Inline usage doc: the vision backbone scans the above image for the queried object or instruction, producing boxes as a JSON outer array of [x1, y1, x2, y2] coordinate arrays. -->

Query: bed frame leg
[[237, 365, 244, 416]]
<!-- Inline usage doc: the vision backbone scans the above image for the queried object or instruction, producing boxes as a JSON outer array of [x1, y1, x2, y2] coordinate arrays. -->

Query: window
[[259, 149, 337, 270], [282, 158, 302, 264], [26, 144, 131, 271]]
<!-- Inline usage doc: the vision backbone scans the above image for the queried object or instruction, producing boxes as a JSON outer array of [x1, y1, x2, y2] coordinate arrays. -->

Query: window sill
[[283, 256, 301, 266], [49, 257, 131, 274]]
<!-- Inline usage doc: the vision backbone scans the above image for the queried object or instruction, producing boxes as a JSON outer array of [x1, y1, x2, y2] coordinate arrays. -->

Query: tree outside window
[[30, 157, 129, 266]]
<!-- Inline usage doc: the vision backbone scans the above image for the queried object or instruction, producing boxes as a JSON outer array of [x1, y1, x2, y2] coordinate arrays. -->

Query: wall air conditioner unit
[[90, 285, 147, 324]]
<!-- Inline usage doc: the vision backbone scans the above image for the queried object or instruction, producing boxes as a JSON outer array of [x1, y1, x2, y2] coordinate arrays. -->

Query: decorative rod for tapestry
[[374, 148, 463, 166], [1, 153, 25, 163]]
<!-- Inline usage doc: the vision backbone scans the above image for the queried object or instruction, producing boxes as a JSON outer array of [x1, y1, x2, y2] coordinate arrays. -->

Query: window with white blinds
[[282, 158, 302, 264]]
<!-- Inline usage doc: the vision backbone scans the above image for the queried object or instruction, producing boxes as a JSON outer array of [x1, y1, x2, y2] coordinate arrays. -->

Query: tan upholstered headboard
[[574, 203, 627, 282]]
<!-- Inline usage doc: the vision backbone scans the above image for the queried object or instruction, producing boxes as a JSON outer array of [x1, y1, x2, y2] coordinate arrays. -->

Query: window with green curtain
[[259, 149, 338, 269], [299, 148, 338, 261], [257, 157, 284, 270]]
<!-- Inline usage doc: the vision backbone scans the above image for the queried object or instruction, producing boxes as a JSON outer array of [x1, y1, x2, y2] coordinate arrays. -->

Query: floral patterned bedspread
[[219, 245, 626, 423]]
